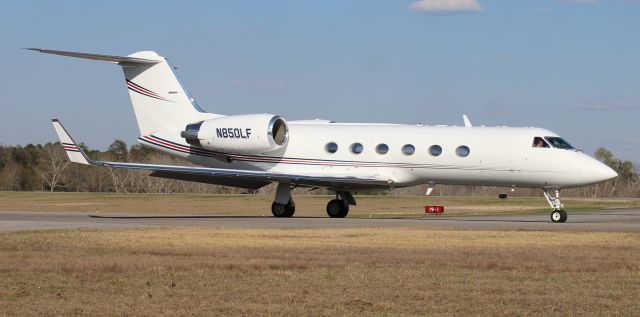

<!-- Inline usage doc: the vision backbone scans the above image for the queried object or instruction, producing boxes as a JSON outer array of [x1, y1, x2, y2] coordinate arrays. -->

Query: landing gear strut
[[326, 191, 356, 218], [543, 188, 567, 223]]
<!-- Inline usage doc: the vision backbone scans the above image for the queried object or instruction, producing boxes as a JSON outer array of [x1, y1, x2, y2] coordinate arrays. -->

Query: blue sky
[[1, 0, 639, 161]]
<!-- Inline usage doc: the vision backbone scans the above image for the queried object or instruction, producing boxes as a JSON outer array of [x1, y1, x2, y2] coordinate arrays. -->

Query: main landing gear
[[271, 183, 296, 217], [543, 188, 567, 223], [271, 200, 295, 217], [270, 183, 356, 218], [326, 191, 356, 218], [326, 199, 349, 218]]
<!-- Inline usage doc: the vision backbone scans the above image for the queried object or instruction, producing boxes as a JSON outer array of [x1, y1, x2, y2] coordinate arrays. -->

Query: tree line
[[0, 140, 638, 197]]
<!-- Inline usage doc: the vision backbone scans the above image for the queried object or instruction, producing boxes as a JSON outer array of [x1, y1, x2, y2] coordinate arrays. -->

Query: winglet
[[463, 114, 472, 128], [51, 119, 92, 165]]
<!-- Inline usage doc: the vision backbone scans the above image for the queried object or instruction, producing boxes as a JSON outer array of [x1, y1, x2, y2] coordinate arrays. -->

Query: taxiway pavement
[[0, 209, 639, 232]]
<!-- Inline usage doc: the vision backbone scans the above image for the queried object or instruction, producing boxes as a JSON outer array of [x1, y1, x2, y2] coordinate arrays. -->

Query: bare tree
[[38, 143, 70, 192]]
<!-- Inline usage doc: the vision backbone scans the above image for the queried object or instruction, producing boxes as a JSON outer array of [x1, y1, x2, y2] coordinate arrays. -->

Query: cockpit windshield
[[532, 137, 549, 148], [544, 137, 574, 150]]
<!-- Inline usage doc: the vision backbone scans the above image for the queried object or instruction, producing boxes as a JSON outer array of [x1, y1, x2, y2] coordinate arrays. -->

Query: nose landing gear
[[543, 188, 567, 223], [550, 209, 567, 223]]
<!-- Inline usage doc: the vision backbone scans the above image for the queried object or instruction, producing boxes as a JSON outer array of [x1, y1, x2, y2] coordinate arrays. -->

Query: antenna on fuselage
[[462, 114, 472, 128]]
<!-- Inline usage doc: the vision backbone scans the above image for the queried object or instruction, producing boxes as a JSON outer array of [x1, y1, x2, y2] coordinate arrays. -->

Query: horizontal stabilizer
[[26, 48, 161, 64]]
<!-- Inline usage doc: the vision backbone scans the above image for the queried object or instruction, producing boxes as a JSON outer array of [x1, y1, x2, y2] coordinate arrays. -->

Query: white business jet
[[29, 48, 618, 223]]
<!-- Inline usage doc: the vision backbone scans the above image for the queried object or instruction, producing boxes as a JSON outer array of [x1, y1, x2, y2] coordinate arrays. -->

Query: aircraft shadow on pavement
[[411, 217, 550, 223], [408, 217, 597, 224], [88, 215, 327, 219]]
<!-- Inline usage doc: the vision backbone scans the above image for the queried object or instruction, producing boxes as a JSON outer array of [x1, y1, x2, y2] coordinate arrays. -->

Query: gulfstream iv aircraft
[[30, 48, 618, 223]]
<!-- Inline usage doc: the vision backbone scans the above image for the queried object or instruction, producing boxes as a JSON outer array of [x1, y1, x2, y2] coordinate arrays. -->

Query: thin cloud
[[564, 0, 597, 3], [623, 137, 640, 144], [574, 103, 640, 111], [409, 0, 483, 14], [576, 0, 640, 3]]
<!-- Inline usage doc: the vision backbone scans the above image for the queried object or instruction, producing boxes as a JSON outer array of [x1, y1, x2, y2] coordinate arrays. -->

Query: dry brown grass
[[1, 228, 639, 316], [1, 192, 639, 218]]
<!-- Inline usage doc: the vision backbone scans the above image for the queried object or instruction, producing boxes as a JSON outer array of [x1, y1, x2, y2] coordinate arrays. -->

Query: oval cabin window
[[325, 142, 338, 153], [429, 145, 442, 156], [402, 144, 415, 155], [376, 144, 389, 155], [456, 145, 470, 157], [351, 143, 364, 154]]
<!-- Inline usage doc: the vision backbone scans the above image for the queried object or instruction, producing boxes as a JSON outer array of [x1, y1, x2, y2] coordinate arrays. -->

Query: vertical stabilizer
[[122, 51, 220, 134], [28, 48, 221, 135]]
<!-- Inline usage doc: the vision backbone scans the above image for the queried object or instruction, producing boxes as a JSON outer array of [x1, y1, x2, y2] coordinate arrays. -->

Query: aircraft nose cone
[[601, 165, 618, 181], [590, 161, 618, 183]]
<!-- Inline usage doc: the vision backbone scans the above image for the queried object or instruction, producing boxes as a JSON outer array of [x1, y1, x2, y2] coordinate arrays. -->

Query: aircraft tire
[[550, 209, 567, 223], [326, 199, 349, 218], [272, 202, 295, 217], [559, 210, 567, 222]]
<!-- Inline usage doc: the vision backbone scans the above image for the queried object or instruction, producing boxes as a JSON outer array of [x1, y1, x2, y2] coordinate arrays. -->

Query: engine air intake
[[270, 117, 288, 146]]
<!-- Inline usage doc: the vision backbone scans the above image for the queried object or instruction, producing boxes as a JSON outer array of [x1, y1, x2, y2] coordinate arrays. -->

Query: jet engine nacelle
[[181, 114, 289, 154]]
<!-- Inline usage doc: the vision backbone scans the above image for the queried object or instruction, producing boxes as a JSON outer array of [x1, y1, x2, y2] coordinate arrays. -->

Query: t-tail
[[27, 48, 221, 135]]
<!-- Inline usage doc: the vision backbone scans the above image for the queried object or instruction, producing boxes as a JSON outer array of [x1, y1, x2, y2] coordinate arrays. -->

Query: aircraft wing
[[51, 119, 392, 190]]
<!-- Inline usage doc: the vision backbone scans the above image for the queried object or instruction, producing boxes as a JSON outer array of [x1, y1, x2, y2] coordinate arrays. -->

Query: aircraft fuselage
[[142, 123, 617, 190]]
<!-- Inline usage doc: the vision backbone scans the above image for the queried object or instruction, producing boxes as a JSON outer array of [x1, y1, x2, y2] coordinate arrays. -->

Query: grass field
[[1, 192, 639, 316], [1, 192, 639, 217], [1, 227, 639, 316]]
